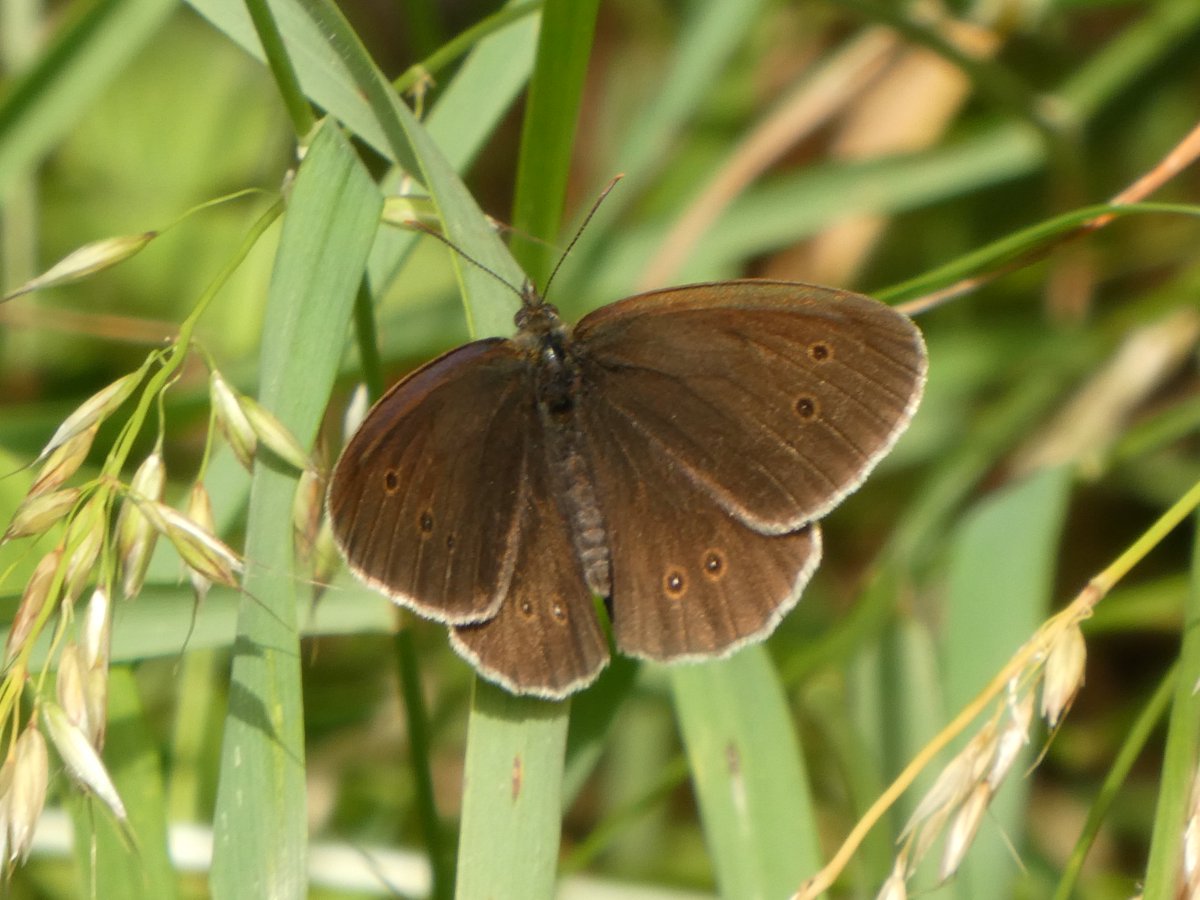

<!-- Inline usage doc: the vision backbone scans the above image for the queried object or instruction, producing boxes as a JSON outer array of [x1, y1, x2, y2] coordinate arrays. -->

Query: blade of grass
[[183, 0, 537, 183], [455, 683, 571, 899], [510, 0, 599, 283], [578, 2, 1200, 299], [851, 614, 948, 869], [367, 1, 539, 306], [563, 657, 640, 804], [1053, 664, 1176, 900], [671, 649, 820, 898], [209, 120, 381, 899], [253, 5, 577, 899], [187, 0, 539, 302], [284, 0, 523, 333], [1141, 512, 1200, 899], [241, 0, 315, 137], [393, 0, 540, 97], [0, 581, 397, 668], [938, 465, 1071, 898]]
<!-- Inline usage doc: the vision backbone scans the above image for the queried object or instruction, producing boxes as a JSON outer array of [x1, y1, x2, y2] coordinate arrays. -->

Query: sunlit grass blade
[[209, 120, 381, 899], [558, 0, 770, 298], [1053, 666, 1175, 900], [455, 683, 570, 899], [510, 0, 599, 283], [671, 648, 820, 897], [369, 2, 539, 294], [1140, 515, 1200, 899], [938, 465, 1071, 897]]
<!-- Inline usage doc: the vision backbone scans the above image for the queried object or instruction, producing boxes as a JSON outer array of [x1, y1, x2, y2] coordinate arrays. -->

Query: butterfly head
[[514, 280, 564, 341]]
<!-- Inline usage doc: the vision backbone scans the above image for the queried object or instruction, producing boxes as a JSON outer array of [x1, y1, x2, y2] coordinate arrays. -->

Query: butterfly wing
[[450, 433, 610, 698], [573, 280, 926, 533], [328, 339, 532, 624], [581, 395, 822, 660]]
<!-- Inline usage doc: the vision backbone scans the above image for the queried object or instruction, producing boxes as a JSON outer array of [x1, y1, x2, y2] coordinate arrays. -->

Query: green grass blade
[[938, 465, 1072, 897], [589, 126, 1044, 296], [283, 0, 521, 336], [368, 2, 538, 293], [422, 1, 538, 173], [240, 0, 315, 137], [563, 657, 640, 804], [572, 2, 1200, 299], [851, 612, 950, 838], [182, 0, 386, 157], [1054, 665, 1176, 900], [671, 649, 820, 898], [613, 0, 768, 185], [1141, 512, 1200, 899], [209, 120, 381, 900], [455, 683, 570, 899], [510, 0, 599, 283], [183, 0, 536, 184]]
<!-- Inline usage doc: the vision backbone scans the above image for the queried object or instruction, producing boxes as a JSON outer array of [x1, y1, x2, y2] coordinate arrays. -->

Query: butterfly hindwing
[[451, 416, 611, 698], [582, 395, 822, 661]]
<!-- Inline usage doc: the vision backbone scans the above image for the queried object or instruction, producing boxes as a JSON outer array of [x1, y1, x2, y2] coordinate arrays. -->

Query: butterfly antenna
[[541, 174, 623, 299], [408, 220, 526, 302]]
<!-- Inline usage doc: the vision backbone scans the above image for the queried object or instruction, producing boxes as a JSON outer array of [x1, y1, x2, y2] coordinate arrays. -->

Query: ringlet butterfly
[[329, 277, 926, 698]]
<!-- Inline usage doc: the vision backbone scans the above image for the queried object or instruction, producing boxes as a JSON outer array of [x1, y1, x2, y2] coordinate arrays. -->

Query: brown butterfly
[[328, 280, 926, 698]]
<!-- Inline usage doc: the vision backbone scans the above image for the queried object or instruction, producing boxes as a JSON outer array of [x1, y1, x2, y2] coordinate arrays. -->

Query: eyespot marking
[[419, 511, 434, 533], [809, 341, 832, 362], [664, 569, 686, 599], [384, 469, 400, 493], [795, 396, 819, 420], [702, 550, 726, 581]]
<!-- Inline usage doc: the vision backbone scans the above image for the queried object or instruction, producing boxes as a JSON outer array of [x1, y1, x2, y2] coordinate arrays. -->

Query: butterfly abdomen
[[532, 332, 613, 599]]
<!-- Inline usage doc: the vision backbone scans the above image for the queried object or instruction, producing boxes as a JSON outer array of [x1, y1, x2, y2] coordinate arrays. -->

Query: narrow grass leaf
[[209, 120, 381, 900], [671, 647, 820, 898], [939, 464, 1071, 898], [559, 0, 770, 298], [455, 683, 570, 899], [1141, 514, 1200, 900], [510, 0, 599, 283]]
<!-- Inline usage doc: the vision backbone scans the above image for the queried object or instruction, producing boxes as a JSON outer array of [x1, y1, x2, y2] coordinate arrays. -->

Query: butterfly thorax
[[513, 291, 574, 413]]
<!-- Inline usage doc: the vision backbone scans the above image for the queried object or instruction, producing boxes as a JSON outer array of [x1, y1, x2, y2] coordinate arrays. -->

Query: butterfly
[[329, 279, 926, 698]]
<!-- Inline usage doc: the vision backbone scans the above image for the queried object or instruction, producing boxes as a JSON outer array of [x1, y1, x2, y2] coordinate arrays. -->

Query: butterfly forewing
[[574, 281, 926, 533], [328, 340, 532, 624]]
